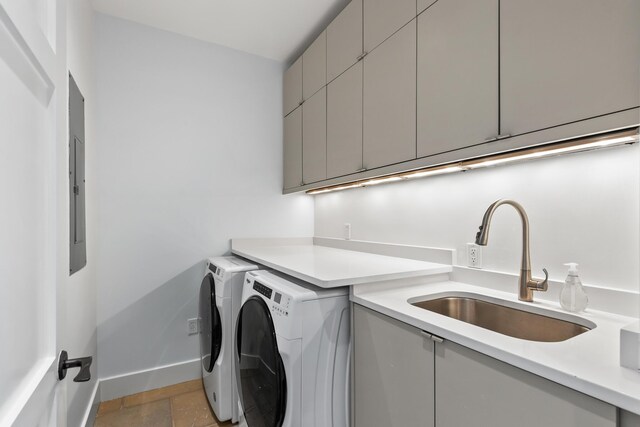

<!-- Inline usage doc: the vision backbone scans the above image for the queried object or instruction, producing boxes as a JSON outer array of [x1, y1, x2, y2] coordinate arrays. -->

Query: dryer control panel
[[252, 280, 291, 317]]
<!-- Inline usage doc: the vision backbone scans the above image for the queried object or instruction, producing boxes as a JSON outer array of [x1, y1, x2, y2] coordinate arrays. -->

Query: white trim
[[99, 358, 201, 401], [81, 380, 100, 427], [0, 4, 55, 103], [5, 357, 56, 427]]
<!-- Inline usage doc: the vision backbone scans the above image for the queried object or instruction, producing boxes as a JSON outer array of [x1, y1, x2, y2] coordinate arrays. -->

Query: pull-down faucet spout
[[475, 199, 548, 302]]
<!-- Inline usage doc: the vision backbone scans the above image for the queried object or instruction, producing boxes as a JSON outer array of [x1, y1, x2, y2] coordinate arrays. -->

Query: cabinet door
[[283, 107, 302, 189], [418, 0, 437, 14], [353, 305, 435, 427], [501, 0, 640, 136], [363, 20, 416, 169], [327, 0, 363, 82], [417, 0, 498, 158], [283, 57, 302, 116], [302, 88, 327, 184], [327, 61, 363, 178], [364, 0, 416, 53], [303, 31, 327, 101], [436, 340, 616, 427]]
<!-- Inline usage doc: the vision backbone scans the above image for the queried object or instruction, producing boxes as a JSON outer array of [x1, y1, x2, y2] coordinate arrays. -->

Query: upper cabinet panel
[[418, 0, 438, 14], [417, 0, 499, 158], [501, 0, 640, 137], [283, 57, 302, 116], [327, 61, 363, 178], [364, 20, 417, 169], [327, 0, 363, 82], [303, 88, 327, 184], [283, 107, 303, 189], [364, 0, 416, 53], [303, 31, 327, 100]]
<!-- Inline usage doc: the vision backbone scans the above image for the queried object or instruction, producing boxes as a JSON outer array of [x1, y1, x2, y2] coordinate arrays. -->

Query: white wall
[[316, 144, 640, 303], [94, 14, 314, 381], [65, 0, 98, 425]]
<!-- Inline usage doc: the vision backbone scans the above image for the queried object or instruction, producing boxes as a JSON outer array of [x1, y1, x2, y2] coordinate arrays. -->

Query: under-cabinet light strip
[[306, 128, 639, 195]]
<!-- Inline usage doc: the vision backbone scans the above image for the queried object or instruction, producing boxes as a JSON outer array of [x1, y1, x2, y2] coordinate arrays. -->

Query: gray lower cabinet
[[283, 106, 302, 189], [327, 61, 363, 178], [363, 19, 416, 170], [436, 339, 616, 427], [500, 0, 640, 137], [353, 303, 620, 427], [417, 0, 499, 158], [620, 409, 640, 427], [302, 87, 327, 184], [327, 0, 363, 83], [353, 304, 435, 427]]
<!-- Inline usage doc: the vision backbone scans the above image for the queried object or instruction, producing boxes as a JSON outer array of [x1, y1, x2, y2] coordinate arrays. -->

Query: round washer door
[[199, 273, 222, 373], [236, 296, 287, 427]]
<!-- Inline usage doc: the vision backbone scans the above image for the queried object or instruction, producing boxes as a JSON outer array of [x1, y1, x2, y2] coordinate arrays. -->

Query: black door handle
[[58, 350, 93, 382]]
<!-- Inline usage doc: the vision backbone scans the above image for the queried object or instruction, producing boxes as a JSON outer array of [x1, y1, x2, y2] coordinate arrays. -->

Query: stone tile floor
[[94, 379, 234, 427]]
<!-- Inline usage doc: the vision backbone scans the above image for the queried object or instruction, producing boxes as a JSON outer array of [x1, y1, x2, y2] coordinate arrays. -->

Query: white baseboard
[[99, 358, 201, 401], [82, 380, 100, 427]]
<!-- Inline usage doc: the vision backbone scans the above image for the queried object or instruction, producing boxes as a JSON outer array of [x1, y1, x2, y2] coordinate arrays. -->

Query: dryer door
[[199, 273, 222, 373], [236, 296, 287, 427]]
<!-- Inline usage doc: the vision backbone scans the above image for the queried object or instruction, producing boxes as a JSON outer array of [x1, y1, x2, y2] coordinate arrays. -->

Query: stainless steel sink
[[411, 295, 593, 342]]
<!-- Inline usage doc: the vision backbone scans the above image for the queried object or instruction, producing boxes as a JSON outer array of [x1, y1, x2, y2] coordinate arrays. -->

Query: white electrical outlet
[[344, 223, 351, 240], [188, 318, 199, 335], [467, 243, 482, 268]]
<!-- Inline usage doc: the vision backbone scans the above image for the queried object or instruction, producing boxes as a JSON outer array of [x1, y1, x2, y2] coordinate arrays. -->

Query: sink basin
[[410, 294, 593, 342]]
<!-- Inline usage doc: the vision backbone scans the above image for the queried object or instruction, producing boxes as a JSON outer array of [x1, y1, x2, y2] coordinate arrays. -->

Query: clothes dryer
[[235, 270, 350, 427], [199, 256, 258, 422]]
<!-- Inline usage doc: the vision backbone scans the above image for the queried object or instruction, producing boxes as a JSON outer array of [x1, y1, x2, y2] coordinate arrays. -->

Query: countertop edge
[[231, 247, 453, 288]]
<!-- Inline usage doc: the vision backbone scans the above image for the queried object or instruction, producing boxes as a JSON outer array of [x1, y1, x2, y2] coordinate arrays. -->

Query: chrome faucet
[[475, 199, 549, 302]]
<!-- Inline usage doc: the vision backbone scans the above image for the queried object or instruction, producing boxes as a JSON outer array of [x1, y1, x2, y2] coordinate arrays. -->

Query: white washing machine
[[235, 270, 350, 427], [199, 256, 259, 423]]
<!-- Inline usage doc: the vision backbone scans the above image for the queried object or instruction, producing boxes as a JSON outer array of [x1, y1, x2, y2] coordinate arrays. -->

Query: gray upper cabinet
[[418, 0, 438, 14], [303, 88, 327, 184], [363, 19, 416, 169], [500, 0, 640, 137], [327, 61, 363, 178], [417, 0, 499, 158], [364, 0, 416, 53], [283, 106, 302, 189], [283, 57, 302, 116], [436, 339, 617, 427], [303, 31, 327, 101], [353, 305, 435, 427], [327, 0, 363, 83]]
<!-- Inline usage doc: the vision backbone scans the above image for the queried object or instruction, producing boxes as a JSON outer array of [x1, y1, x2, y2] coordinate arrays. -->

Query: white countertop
[[231, 239, 452, 288], [352, 279, 640, 414]]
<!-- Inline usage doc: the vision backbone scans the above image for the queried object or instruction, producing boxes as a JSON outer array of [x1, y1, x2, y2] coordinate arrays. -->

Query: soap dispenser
[[559, 263, 588, 312]]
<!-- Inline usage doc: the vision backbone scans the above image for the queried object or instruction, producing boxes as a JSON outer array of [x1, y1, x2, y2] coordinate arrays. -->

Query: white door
[[0, 0, 71, 425]]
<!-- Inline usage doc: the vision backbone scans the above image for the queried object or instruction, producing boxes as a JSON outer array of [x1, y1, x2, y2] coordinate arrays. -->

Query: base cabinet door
[[500, 0, 640, 137], [435, 339, 617, 427], [353, 305, 435, 427]]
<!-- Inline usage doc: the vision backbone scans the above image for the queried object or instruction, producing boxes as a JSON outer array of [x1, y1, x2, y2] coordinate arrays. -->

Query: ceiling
[[91, 0, 349, 63]]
